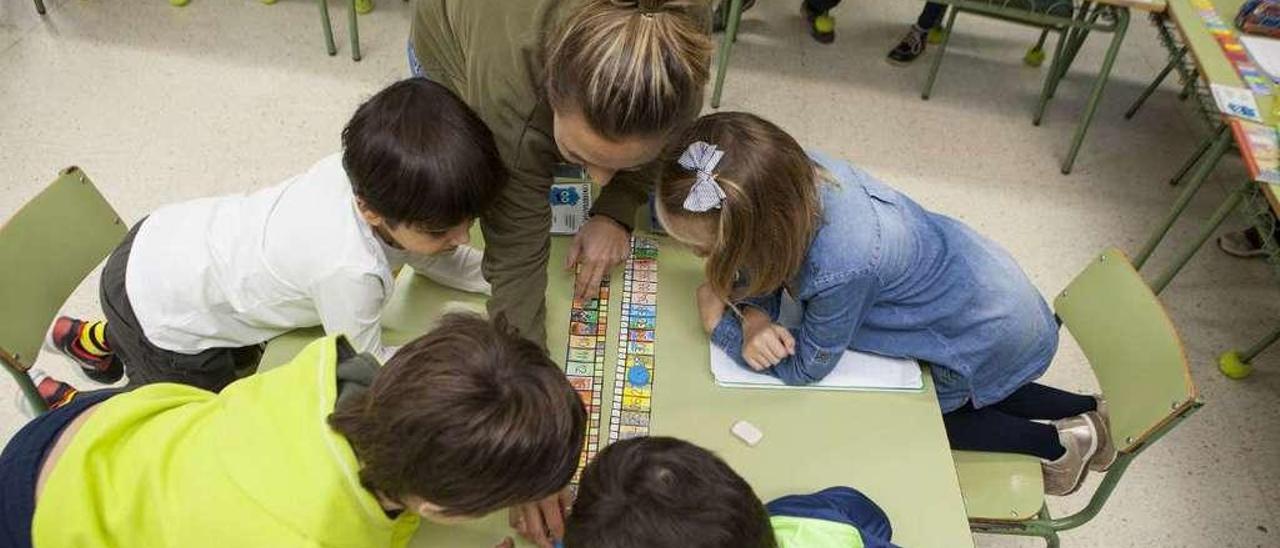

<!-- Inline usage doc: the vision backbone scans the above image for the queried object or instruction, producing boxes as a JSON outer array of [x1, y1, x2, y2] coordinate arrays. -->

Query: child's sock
[[50, 316, 123, 384]]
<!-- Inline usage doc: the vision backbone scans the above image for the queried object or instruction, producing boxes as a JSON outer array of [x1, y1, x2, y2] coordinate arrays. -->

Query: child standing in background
[[655, 112, 1115, 497], [46, 78, 506, 396]]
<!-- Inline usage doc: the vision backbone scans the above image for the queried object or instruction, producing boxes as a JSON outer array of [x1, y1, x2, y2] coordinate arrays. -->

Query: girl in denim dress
[[656, 112, 1115, 497]]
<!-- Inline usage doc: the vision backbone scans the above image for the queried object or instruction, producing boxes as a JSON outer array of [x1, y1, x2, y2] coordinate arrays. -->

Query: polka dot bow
[[679, 141, 727, 212]]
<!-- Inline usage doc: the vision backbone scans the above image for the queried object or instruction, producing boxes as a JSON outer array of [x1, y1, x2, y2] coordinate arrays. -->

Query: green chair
[[0, 168, 127, 413], [922, 1, 1131, 174], [953, 248, 1203, 547]]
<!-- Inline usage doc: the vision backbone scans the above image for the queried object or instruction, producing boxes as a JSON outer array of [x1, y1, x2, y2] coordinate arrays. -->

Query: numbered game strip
[[609, 237, 659, 443], [564, 272, 610, 485], [1192, 0, 1274, 95]]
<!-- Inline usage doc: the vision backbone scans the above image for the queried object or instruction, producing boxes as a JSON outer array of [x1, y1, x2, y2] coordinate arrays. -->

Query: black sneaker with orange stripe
[[49, 316, 123, 384], [31, 369, 80, 410]]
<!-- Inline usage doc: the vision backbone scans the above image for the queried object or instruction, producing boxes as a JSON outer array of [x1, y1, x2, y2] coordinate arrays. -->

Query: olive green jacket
[[411, 0, 653, 345]]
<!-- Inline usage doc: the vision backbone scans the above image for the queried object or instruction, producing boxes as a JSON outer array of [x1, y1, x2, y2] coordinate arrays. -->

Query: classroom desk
[[259, 235, 976, 548], [1132, 0, 1280, 374]]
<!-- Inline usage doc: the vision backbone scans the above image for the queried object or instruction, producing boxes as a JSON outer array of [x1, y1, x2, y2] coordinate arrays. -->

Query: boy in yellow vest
[[0, 314, 586, 548]]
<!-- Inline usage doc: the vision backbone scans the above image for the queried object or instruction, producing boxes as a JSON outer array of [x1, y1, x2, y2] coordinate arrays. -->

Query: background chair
[[0, 168, 127, 413]]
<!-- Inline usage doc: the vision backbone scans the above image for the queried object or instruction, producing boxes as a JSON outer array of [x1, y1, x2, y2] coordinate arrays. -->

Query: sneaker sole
[[1085, 411, 1116, 472]]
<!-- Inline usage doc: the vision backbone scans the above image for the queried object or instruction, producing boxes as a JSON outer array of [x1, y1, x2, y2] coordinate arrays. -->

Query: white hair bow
[[678, 141, 726, 212]]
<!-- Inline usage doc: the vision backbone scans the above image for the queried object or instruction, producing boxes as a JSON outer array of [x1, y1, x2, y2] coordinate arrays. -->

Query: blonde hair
[[656, 112, 821, 300], [544, 0, 712, 139]]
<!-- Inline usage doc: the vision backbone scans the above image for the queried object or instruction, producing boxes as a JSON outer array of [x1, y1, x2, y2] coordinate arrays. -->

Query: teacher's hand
[[567, 216, 630, 300]]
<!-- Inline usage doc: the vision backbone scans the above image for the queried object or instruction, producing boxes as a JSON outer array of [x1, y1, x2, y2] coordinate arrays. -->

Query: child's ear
[[355, 198, 385, 228]]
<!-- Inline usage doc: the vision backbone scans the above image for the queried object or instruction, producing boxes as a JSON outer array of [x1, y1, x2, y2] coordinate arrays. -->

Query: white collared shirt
[[127, 153, 398, 362]]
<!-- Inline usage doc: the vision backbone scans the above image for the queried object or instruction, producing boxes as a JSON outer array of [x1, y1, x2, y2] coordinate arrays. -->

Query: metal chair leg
[[1219, 324, 1280, 379], [1126, 46, 1188, 119], [349, 0, 362, 61], [1133, 124, 1232, 269], [1034, 28, 1068, 125], [319, 0, 337, 56], [34, 0, 46, 15], [710, 0, 744, 108], [922, 8, 960, 100], [1060, 7, 1128, 174], [2, 359, 47, 414]]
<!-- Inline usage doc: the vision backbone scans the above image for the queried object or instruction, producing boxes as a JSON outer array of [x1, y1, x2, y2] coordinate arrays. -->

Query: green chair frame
[[924, 1, 1130, 175], [0, 168, 127, 413], [955, 249, 1202, 547], [318, 0, 409, 62]]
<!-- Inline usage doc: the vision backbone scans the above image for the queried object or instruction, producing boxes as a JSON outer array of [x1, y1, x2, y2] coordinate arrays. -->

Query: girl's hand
[[695, 283, 726, 334], [741, 309, 795, 370]]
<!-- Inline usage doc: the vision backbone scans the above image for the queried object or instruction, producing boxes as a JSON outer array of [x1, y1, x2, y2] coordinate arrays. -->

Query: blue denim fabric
[[407, 40, 425, 77], [711, 151, 1058, 412]]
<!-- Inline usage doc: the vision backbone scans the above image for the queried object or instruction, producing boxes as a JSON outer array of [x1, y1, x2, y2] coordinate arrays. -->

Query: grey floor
[[1, 1, 1276, 546]]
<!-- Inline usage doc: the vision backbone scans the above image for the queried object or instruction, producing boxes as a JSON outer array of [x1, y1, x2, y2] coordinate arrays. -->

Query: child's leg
[[990, 382, 1097, 421], [99, 220, 239, 393], [916, 2, 948, 30], [943, 403, 1065, 460]]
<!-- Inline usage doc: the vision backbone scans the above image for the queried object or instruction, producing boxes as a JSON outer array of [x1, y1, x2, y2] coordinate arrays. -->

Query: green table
[[260, 235, 975, 548], [1131, 0, 1280, 376]]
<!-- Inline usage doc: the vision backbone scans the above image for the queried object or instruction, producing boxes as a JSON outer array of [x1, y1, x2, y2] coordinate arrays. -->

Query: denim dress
[[710, 151, 1059, 412]]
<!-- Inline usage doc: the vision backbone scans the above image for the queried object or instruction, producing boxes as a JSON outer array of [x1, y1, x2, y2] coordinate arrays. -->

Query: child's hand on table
[[741, 307, 795, 371], [508, 488, 571, 548], [696, 283, 726, 334]]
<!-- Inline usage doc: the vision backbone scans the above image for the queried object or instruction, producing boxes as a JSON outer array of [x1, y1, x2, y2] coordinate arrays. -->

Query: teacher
[[409, 0, 713, 349]]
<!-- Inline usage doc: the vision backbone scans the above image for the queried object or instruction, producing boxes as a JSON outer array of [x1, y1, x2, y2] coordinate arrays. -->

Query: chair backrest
[[1053, 248, 1198, 454], [0, 167, 126, 370]]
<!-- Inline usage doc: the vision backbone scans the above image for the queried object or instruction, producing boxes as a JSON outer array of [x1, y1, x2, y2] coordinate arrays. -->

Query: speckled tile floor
[[0, 1, 1276, 546]]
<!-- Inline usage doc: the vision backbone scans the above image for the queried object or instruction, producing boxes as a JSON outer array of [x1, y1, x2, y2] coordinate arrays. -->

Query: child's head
[[655, 112, 820, 300], [342, 78, 507, 256], [543, 0, 712, 186], [565, 437, 777, 548], [327, 313, 586, 522]]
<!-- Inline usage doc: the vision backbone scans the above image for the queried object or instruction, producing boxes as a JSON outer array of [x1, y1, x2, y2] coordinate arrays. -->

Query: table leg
[[710, 0, 744, 109], [349, 0, 361, 61], [1125, 46, 1188, 120], [1049, 1, 1099, 100], [922, 7, 960, 101], [1060, 7, 1128, 174], [1033, 28, 1068, 126], [1169, 123, 1228, 187], [1133, 125, 1232, 269], [1150, 179, 1250, 294], [1219, 325, 1280, 379], [1179, 68, 1200, 100], [318, 0, 337, 56]]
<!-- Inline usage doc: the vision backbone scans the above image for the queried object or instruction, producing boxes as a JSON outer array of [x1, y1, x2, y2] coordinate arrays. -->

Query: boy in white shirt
[[45, 78, 507, 396]]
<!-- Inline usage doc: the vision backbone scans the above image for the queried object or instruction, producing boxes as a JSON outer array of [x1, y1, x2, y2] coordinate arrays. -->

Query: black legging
[[942, 383, 1097, 461], [805, 1, 948, 30]]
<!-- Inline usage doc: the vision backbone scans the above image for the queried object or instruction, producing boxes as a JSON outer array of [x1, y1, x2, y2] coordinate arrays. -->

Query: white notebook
[[708, 293, 924, 392]]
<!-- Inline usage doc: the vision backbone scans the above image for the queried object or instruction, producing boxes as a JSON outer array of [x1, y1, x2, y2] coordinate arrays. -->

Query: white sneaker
[[411, 245, 491, 295]]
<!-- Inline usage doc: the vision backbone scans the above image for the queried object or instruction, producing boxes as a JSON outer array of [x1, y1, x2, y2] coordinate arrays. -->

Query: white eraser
[[731, 420, 763, 446]]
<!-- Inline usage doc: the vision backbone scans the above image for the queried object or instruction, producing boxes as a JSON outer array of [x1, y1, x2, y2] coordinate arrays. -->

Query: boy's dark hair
[[565, 437, 777, 548], [328, 313, 586, 516], [341, 78, 507, 232]]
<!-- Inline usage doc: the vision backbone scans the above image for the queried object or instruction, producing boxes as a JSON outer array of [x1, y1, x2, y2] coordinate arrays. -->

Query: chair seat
[[953, 450, 1044, 521]]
